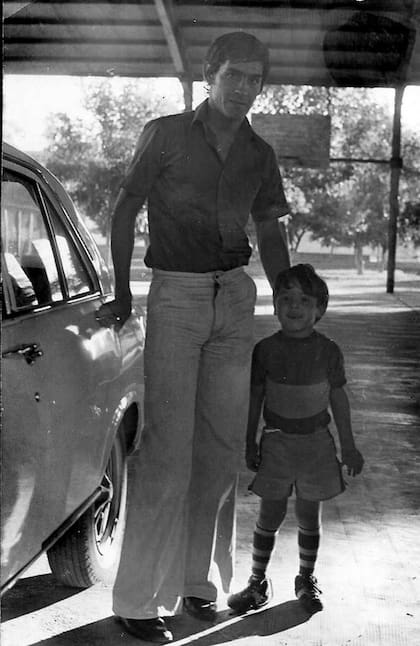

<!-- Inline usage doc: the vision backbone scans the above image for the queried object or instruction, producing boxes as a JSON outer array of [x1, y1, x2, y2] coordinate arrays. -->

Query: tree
[[254, 85, 419, 271], [281, 182, 311, 252], [303, 87, 392, 272], [399, 201, 420, 247], [45, 79, 182, 235], [46, 80, 419, 266], [398, 129, 420, 249]]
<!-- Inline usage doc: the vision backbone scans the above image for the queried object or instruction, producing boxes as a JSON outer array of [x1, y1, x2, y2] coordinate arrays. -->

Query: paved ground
[[2, 267, 420, 646]]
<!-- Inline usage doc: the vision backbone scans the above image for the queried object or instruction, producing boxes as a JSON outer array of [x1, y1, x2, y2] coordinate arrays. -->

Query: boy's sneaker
[[227, 575, 272, 614], [294, 574, 323, 614]]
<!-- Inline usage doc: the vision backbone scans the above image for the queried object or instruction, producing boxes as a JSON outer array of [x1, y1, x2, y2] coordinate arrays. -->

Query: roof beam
[[153, 0, 188, 77], [3, 1, 35, 19], [153, 0, 193, 109]]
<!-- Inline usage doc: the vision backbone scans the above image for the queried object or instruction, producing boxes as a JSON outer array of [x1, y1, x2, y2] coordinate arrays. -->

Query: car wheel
[[47, 430, 127, 588]]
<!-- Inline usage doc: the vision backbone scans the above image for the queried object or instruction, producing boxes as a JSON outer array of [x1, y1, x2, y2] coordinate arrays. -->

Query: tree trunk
[[380, 245, 387, 272], [354, 243, 364, 275]]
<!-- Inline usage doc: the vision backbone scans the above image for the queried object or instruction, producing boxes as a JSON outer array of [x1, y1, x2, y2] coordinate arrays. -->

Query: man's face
[[207, 59, 263, 122]]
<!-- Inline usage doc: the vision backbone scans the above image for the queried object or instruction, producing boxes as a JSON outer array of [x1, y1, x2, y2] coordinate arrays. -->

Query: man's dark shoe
[[227, 575, 272, 614], [294, 574, 323, 614], [117, 616, 173, 643], [183, 596, 217, 621]]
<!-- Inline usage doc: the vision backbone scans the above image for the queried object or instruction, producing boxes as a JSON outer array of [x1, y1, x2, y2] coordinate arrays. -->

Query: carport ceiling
[[4, 0, 420, 87]]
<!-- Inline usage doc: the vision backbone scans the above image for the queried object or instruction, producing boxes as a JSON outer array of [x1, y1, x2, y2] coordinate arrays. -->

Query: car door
[[1, 160, 123, 585]]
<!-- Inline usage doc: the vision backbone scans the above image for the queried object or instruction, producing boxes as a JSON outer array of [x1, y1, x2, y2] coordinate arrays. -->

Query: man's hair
[[273, 264, 329, 320], [203, 31, 269, 87]]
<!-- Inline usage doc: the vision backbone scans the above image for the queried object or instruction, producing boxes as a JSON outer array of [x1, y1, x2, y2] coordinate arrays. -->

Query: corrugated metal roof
[[4, 1, 420, 87]]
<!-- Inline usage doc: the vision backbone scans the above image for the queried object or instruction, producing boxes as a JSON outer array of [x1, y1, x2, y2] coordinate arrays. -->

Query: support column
[[181, 76, 193, 112], [386, 85, 405, 294]]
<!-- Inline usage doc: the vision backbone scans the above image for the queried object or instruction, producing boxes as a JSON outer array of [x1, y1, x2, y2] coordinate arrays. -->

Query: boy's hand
[[246, 443, 261, 472], [341, 447, 364, 477]]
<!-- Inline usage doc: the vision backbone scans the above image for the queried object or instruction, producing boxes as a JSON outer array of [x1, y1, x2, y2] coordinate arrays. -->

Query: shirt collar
[[192, 99, 210, 124], [192, 99, 256, 141]]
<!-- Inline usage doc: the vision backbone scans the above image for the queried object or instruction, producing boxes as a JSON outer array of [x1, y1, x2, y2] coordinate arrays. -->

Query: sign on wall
[[251, 114, 331, 168]]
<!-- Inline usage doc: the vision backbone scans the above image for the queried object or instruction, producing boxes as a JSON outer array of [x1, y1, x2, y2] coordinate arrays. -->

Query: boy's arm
[[246, 383, 265, 472], [330, 386, 364, 476]]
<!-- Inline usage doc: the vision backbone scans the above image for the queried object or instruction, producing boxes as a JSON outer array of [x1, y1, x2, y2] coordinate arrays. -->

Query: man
[[97, 32, 290, 643]]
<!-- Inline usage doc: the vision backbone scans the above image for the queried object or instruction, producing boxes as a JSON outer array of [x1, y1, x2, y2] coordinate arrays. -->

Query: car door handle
[[2, 343, 44, 365]]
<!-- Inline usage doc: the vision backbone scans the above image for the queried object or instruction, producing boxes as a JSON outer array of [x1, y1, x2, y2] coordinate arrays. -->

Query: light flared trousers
[[113, 267, 257, 619]]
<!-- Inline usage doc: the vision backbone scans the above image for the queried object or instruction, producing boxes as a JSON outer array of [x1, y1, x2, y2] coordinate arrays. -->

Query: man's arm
[[111, 189, 144, 302], [96, 120, 162, 327], [255, 218, 290, 288], [96, 188, 144, 326]]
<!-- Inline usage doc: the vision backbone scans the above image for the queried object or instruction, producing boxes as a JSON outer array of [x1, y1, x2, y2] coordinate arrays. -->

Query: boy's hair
[[203, 31, 269, 88], [273, 264, 329, 319]]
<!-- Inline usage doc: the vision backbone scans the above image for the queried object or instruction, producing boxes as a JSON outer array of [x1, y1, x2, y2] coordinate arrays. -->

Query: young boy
[[228, 264, 364, 615]]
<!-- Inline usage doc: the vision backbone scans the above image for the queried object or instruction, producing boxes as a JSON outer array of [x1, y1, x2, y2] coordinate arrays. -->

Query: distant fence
[[97, 243, 419, 277], [291, 252, 364, 270], [289, 252, 419, 274]]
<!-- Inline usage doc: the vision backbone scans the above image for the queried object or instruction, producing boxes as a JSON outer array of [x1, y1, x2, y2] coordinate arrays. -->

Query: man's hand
[[246, 443, 261, 472], [96, 296, 132, 329], [341, 447, 364, 477]]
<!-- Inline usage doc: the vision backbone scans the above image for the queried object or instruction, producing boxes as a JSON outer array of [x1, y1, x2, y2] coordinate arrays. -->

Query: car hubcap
[[94, 444, 122, 555]]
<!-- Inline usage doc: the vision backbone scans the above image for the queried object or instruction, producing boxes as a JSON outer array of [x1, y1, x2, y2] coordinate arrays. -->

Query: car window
[[2, 171, 63, 309], [44, 195, 94, 299], [2, 168, 94, 313]]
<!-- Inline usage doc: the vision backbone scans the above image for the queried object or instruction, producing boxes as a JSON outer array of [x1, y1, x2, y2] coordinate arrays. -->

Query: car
[[1, 143, 145, 595]]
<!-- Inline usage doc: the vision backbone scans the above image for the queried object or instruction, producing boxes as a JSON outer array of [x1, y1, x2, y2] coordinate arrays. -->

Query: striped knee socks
[[298, 525, 321, 577], [251, 524, 277, 581]]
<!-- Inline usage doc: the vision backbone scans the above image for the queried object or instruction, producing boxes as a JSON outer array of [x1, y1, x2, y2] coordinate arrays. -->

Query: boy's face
[[207, 59, 263, 122], [274, 284, 321, 338]]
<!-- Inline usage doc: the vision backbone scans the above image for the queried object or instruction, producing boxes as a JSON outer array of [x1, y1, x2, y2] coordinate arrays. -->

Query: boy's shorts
[[250, 427, 345, 501]]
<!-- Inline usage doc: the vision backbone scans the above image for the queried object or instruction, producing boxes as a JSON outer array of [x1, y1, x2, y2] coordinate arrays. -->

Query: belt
[[152, 266, 244, 285], [264, 425, 327, 436]]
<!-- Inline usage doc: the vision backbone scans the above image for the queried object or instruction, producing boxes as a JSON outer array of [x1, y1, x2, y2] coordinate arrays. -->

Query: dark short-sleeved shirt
[[122, 100, 289, 272], [251, 330, 347, 434]]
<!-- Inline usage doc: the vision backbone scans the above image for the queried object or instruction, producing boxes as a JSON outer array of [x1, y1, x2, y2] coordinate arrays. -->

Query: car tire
[[47, 430, 127, 588]]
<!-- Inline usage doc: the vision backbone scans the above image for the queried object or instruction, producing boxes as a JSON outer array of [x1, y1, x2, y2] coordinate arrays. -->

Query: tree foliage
[[45, 79, 182, 234], [399, 201, 420, 247], [254, 85, 420, 262], [45, 80, 419, 258]]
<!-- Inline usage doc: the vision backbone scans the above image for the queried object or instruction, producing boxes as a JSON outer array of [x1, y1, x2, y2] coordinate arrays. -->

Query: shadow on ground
[[1, 574, 81, 621], [29, 602, 310, 645]]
